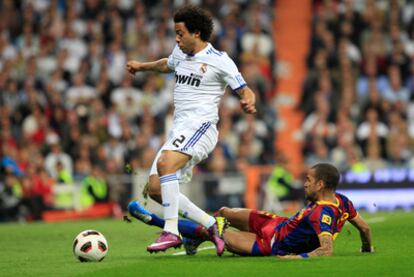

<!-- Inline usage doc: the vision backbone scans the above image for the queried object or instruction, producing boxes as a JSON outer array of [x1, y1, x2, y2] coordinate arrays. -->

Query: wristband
[[299, 253, 309, 258], [360, 246, 374, 253]]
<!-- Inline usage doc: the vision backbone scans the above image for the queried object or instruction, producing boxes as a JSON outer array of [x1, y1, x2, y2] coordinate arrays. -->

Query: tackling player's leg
[[224, 230, 257, 256], [128, 200, 209, 240], [216, 207, 252, 231], [128, 200, 228, 255]]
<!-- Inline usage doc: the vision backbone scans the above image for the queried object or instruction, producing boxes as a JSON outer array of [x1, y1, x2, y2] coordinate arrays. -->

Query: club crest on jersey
[[200, 63, 208, 73], [175, 73, 202, 87], [322, 214, 332, 225]]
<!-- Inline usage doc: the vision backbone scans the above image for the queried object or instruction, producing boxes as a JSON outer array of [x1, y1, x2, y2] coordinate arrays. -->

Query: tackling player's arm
[[349, 214, 374, 253], [278, 205, 336, 259], [277, 233, 333, 259], [236, 86, 256, 114], [307, 233, 334, 257], [126, 58, 174, 74]]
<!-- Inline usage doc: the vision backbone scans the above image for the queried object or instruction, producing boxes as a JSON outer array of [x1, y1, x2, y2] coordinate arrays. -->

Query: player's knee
[[156, 155, 175, 176], [217, 206, 231, 217], [218, 206, 238, 218]]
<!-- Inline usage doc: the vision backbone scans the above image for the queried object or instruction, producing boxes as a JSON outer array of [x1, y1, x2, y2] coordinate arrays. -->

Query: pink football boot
[[147, 231, 182, 253]]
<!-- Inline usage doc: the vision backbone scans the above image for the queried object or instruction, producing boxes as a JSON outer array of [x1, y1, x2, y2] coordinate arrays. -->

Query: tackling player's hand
[[126, 61, 143, 75], [360, 245, 374, 253], [276, 255, 302, 259]]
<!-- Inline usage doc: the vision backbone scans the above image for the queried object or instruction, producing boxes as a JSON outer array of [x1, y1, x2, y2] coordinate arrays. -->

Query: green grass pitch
[[0, 210, 412, 277]]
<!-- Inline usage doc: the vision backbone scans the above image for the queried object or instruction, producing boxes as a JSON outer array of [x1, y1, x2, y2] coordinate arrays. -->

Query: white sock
[[164, 218, 178, 235], [179, 193, 215, 228], [160, 173, 180, 235]]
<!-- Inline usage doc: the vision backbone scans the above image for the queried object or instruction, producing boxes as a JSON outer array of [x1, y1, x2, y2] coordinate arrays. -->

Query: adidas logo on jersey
[[175, 73, 202, 87]]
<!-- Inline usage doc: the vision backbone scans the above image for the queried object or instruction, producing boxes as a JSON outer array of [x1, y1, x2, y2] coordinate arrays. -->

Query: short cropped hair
[[173, 5, 213, 42], [311, 163, 340, 191]]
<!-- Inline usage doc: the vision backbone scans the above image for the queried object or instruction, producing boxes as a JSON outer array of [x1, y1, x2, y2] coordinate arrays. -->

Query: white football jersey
[[167, 43, 246, 125]]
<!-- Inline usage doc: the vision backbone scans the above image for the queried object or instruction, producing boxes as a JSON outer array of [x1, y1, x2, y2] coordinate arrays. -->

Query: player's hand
[[238, 88, 256, 114], [276, 255, 302, 259], [126, 61, 143, 75], [360, 245, 374, 253], [240, 98, 256, 114]]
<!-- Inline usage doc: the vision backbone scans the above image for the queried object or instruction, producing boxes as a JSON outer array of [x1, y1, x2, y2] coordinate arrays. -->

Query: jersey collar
[[316, 198, 339, 207], [187, 43, 212, 58]]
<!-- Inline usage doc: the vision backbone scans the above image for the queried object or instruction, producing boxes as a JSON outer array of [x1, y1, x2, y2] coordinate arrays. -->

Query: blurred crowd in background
[[303, 0, 414, 172], [1, 0, 414, 222]]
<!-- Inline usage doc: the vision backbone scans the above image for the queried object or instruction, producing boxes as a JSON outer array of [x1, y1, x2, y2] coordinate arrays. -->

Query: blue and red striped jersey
[[333, 193, 358, 239], [271, 199, 342, 255]]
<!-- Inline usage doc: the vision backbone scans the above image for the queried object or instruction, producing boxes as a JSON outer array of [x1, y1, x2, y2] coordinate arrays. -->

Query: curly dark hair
[[311, 163, 340, 191], [173, 5, 213, 42]]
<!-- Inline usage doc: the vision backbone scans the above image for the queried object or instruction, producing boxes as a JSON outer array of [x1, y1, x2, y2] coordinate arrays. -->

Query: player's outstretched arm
[[236, 87, 256, 114], [277, 233, 333, 259], [126, 58, 174, 75], [349, 214, 374, 253]]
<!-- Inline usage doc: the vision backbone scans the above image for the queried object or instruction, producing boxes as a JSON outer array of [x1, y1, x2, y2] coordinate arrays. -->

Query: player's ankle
[[164, 218, 180, 236]]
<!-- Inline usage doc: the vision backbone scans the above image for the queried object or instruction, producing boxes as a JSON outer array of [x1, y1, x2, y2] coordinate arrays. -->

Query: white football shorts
[[149, 121, 218, 184]]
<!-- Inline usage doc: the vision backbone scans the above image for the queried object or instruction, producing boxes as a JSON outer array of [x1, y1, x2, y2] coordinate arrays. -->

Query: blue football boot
[[182, 237, 204, 255], [128, 201, 152, 224]]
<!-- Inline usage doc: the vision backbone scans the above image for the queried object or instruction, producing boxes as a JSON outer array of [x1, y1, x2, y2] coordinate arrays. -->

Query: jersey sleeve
[[338, 193, 358, 220], [345, 198, 358, 220], [309, 206, 336, 236], [167, 45, 184, 70], [219, 54, 247, 91]]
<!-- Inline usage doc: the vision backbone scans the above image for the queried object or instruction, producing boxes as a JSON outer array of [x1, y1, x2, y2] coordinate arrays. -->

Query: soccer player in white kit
[[126, 5, 256, 255]]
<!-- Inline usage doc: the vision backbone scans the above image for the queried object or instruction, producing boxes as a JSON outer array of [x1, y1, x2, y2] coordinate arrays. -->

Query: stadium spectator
[[305, 138, 331, 167], [0, 79, 20, 112], [44, 142, 73, 181], [263, 155, 296, 213], [110, 76, 143, 121], [65, 73, 97, 109], [0, 174, 23, 222], [55, 160, 73, 184], [217, 111, 239, 162], [302, 94, 336, 153], [80, 165, 109, 208], [357, 54, 389, 102], [202, 147, 229, 212], [362, 142, 388, 171], [382, 65, 410, 108], [1, 146, 24, 177], [330, 134, 355, 172], [356, 107, 389, 155], [241, 18, 273, 59], [387, 135, 411, 167]]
